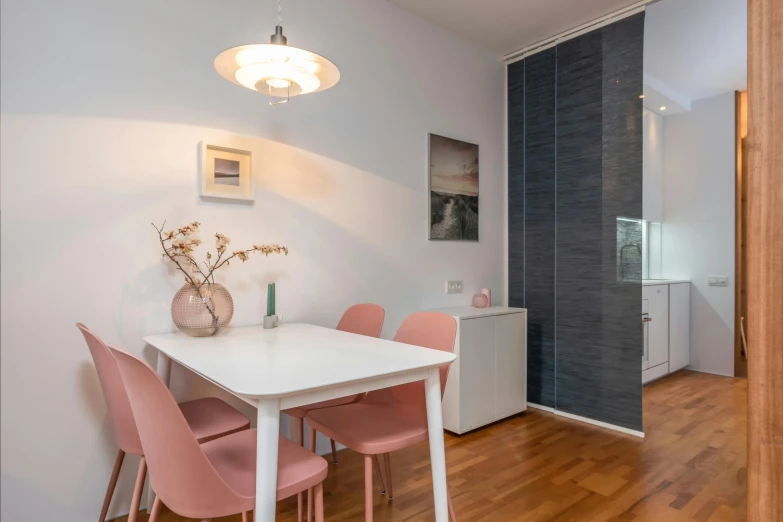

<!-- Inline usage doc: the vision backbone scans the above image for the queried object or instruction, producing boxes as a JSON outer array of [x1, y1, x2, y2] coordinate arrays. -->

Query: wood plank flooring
[[118, 370, 746, 521]]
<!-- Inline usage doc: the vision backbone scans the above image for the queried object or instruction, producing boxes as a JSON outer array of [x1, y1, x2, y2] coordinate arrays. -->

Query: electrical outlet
[[708, 275, 729, 287], [446, 280, 463, 294]]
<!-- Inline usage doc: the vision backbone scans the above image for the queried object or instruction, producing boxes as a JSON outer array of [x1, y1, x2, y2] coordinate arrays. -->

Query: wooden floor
[[122, 371, 747, 522]]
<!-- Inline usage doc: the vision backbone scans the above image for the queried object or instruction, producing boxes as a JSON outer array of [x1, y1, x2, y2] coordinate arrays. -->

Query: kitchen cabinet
[[439, 307, 527, 434], [644, 284, 669, 370], [668, 283, 691, 372], [642, 281, 691, 384]]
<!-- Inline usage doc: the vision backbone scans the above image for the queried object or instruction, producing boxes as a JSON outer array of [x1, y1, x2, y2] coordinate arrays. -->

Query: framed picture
[[199, 142, 254, 203], [428, 133, 479, 241]]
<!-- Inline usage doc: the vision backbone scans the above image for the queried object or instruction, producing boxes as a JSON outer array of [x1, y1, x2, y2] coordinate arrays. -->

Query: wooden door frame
[[734, 90, 748, 378], [747, 0, 783, 519]]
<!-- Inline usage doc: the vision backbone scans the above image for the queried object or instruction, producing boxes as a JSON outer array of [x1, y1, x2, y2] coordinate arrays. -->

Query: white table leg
[[425, 368, 448, 522], [156, 351, 172, 387], [255, 398, 281, 522]]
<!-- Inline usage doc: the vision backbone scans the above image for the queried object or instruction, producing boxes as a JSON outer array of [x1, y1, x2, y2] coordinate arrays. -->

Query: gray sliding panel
[[598, 13, 644, 431], [525, 49, 558, 408], [554, 29, 606, 422], [507, 14, 643, 428], [508, 59, 525, 312], [508, 50, 558, 407], [554, 14, 644, 431]]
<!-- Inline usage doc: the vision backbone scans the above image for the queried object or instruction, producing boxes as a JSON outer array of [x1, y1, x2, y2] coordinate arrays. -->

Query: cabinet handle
[[641, 317, 652, 323]]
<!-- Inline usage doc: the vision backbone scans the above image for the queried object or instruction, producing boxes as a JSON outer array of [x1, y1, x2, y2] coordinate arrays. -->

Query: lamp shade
[[214, 43, 340, 98]]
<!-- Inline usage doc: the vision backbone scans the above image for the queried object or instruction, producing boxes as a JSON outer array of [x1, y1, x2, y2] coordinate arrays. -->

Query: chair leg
[[307, 427, 316, 522], [99, 449, 125, 522], [308, 427, 317, 453], [330, 439, 338, 464], [293, 417, 304, 522], [148, 495, 163, 522], [372, 455, 387, 495], [314, 482, 324, 522], [364, 455, 374, 522], [383, 453, 393, 499], [447, 486, 457, 522], [128, 456, 147, 522], [297, 417, 304, 446]]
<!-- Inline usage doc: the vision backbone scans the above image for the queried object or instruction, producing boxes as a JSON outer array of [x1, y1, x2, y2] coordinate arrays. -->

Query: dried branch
[[153, 221, 196, 286], [153, 221, 288, 290]]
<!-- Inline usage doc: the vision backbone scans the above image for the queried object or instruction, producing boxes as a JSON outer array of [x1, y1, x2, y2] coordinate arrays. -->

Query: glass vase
[[171, 283, 234, 337]]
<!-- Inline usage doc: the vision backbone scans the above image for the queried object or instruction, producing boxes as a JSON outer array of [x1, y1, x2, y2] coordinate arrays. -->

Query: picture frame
[[428, 133, 479, 241], [199, 142, 254, 203]]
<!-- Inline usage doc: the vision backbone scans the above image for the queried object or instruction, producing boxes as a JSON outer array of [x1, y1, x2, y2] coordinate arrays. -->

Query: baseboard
[[527, 402, 644, 438], [526, 401, 555, 413], [683, 365, 735, 378]]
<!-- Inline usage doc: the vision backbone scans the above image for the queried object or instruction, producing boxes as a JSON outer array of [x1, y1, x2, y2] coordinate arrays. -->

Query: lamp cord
[[276, 0, 283, 27]]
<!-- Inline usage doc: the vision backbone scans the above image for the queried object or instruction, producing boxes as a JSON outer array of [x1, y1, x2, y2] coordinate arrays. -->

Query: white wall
[[0, 1, 505, 520], [643, 108, 664, 223], [661, 92, 735, 376]]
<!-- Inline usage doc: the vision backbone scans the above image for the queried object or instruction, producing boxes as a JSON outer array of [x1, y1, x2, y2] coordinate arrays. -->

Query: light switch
[[708, 275, 729, 287]]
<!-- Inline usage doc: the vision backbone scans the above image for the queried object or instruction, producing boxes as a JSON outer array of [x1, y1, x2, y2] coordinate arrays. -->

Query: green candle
[[271, 282, 276, 316], [266, 283, 272, 316]]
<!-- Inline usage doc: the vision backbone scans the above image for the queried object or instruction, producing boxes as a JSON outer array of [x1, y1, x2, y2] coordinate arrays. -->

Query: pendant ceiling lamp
[[214, 0, 340, 105]]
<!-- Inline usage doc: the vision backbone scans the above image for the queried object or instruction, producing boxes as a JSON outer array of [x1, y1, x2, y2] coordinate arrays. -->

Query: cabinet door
[[459, 317, 497, 431], [669, 283, 691, 372], [495, 313, 527, 419], [643, 284, 669, 369], [642, 298, 650, 370]]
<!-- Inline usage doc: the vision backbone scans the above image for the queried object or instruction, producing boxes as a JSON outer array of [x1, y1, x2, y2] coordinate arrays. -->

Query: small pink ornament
[[481, 288, 491, 306], [472, 293, 489, 308]]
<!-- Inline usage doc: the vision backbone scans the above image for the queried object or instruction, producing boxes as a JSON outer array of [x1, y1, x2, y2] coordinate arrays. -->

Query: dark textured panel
[[507, 15, 643, 426], [523, 49, 557, 407], [554, 29, 606, 421], [508, 59, 525, 311], [598, 13, 644, 431], [554, 15, 645, 431]]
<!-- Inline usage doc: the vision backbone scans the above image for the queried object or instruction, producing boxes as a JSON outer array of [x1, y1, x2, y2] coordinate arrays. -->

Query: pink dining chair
[[283, 303, 385, 462], [282, 304, 384, 521], [109, 345, 330, 522], [306, 311, 459, 522], [77, 324, 250, 522]]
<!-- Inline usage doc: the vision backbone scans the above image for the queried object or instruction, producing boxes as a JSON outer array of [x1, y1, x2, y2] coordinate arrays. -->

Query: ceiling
[[642, 76, 690, 116], [389, 0, 747, 116], [387, 0, 640, 55], [644, 0, 747, 105]]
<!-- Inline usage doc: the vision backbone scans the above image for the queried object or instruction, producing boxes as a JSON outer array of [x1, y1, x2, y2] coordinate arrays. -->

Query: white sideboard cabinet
[[437, 306, 527, 434]]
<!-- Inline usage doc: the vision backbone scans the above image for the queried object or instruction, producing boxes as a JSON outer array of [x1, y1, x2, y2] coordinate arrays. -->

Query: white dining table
[[144, 323, 457, 522]]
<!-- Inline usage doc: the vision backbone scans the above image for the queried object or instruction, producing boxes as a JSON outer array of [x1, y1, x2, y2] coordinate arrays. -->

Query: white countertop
[[642, 279, 690, 286], [432, 306, 526, 319]]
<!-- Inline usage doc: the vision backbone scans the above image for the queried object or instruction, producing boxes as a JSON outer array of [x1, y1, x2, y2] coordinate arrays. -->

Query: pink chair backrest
[[77, 323, 143, 454], [366, 312, 457, 412], [109, 346, 245, 518], [336, 304, 385, 338]]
